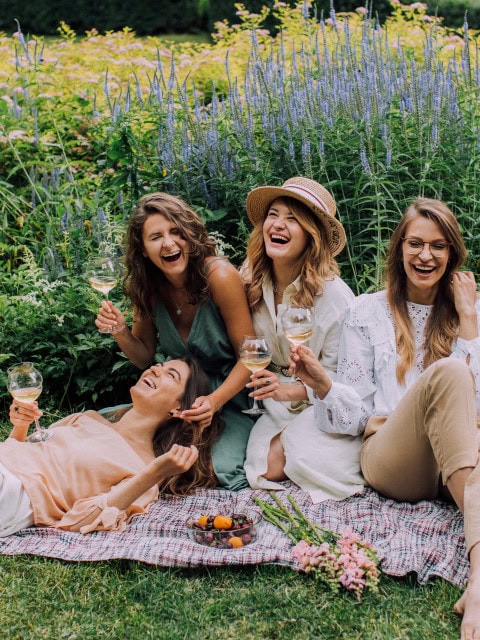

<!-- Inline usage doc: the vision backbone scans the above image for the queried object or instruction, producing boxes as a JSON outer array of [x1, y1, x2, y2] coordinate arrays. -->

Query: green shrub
[[0, 256, 138, 415], [1, 2, 480, 409], [0, 0, 206, 35]]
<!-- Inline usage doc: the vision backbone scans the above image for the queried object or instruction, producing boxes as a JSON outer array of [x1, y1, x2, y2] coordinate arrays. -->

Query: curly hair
[[386, 198, 467, 384], [123, 193, 217, 318], [246, 196, 340, 309], [153, 356, 223, 495]]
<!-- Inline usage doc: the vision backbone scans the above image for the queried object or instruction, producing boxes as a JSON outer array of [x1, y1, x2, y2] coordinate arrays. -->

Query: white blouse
[[251, 274, 355, 402], [316, 290, 480, 436]]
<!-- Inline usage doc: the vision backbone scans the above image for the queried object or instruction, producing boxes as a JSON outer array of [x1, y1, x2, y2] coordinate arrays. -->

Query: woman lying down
[[1, 357, 223, 535]]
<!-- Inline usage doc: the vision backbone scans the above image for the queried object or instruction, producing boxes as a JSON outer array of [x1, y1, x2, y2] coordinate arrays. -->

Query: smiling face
[[130, 360, 191, 416], [141, 214, 190, 282], [402, 216, 450, 304], [262, 197, 309, 265]]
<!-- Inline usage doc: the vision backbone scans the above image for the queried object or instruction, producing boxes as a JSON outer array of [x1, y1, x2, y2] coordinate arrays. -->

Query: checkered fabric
[[0, 483, 468, 587]]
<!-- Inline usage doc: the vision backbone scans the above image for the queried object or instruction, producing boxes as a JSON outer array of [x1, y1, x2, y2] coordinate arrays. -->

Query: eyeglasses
[[402, 237, 453, 258]]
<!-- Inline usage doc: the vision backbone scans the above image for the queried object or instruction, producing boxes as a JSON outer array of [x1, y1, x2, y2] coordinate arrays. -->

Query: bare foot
[[455, 578, 480, 639]]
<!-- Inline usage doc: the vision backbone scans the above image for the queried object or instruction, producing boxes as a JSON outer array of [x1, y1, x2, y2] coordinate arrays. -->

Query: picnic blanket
[[0, 482, 469, 587]]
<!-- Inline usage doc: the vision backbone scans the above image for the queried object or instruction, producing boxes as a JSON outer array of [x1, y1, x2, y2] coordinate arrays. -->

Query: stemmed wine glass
[[86, 255, 120, 333], [7, 362, 53, 443], [239, 335, 272, 415], [281, 306, 315, 346], [281, 306, 315, 380]]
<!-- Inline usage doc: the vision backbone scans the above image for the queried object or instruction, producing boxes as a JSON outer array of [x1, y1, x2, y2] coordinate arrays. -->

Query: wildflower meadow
[[1, 0, 480, 413]]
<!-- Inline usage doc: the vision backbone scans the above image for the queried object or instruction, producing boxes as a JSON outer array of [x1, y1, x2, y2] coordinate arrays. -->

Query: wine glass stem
[[34, 417, 43, 434]]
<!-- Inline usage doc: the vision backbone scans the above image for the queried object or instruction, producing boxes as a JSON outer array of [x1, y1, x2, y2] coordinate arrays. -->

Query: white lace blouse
[[315, 290, 480, 436]]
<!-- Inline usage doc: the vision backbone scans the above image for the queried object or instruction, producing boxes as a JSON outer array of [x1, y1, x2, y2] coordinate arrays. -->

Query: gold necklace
[[272, 283, 286, 296], [170, 288, 183, 316]]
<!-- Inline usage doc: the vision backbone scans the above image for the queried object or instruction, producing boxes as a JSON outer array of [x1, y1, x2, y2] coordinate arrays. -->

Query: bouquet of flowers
[[254, 493, 380, 599]]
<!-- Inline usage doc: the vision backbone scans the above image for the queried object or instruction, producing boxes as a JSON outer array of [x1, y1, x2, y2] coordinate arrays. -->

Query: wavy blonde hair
[[246, 196, 340, 310], [386, 198, 467, 384]]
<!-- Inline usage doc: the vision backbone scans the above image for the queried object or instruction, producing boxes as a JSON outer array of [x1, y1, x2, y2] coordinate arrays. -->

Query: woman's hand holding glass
[[86, 256, 122, 334], [239, 335, 272, 415], [95, 300, 127, 335], [246, 370, 281, 401], [7, 362, 52, 442], [288, 345, 332, 399]]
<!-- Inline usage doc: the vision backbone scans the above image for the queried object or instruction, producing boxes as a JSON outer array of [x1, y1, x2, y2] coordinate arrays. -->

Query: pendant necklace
[[170, 288, 183, 316], [272, 283, 286, 297]]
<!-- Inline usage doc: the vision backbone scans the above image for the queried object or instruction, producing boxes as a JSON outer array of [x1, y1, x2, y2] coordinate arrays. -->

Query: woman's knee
[[424, 358, 474, 393], [264, 434, 287, 481]]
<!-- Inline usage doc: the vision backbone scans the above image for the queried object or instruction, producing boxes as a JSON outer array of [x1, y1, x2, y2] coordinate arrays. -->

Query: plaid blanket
[[0, 482, 468, 587]]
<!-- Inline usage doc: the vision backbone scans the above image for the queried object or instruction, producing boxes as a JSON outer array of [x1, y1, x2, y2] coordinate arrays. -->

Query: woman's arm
[[180, 260, 254, 425], [452, 271, 479, 341], [56, 445, 198, 534], [451, 280, 480, 407], [97, 300, 157, 369], [319, 314, 377, 435]]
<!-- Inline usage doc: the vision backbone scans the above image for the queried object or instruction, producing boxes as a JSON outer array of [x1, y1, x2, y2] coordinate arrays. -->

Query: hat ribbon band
[[284, 184, 329, 214]]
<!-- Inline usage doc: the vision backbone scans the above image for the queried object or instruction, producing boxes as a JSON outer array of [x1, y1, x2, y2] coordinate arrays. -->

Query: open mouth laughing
[[412, 264, 435, 275], [162, 251, 182, 263], [270, 234, 289, 245], [142, 374, 158, 389]]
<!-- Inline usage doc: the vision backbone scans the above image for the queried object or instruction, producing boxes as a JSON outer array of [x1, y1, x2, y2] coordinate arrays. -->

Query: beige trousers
[[360, 358, 480, 553]]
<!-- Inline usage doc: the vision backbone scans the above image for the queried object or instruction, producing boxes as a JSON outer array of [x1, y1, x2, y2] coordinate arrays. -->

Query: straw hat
[[246, 176, 346, 256]]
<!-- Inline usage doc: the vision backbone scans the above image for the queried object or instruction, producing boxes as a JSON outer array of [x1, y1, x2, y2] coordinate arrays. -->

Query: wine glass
[[239, 335, 271, 415], [281, 306, 315, 380], [7, 362, 53, 443], [281, 306, 315, 346], [86, 255, 120, 333]]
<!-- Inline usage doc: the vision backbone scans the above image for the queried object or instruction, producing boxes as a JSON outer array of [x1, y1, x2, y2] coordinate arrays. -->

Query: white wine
[[10, 386, 42, 403], [88, 276, 118, 296], [240, 356, 272, 372], [285, 326, 313, 346]]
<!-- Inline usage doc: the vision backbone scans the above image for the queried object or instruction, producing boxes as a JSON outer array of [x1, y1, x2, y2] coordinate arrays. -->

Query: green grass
[[0, 555, 464, 639], [0, 420, 465, 639]]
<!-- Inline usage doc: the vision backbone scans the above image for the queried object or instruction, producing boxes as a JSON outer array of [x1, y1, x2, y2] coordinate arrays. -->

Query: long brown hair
[[386, 198, 467, 384], [246, 196, 340, 310], [123, 193, 217, 318], [153, 356, 223, 495]]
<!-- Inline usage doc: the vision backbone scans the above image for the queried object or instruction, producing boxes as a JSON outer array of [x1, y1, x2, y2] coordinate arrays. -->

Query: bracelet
[[114, 324, 128, 335]]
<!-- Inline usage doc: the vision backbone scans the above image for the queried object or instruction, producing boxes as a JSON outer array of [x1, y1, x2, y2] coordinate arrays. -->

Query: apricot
[[229, 536, 244, 548], [213, 515, 233, 530]]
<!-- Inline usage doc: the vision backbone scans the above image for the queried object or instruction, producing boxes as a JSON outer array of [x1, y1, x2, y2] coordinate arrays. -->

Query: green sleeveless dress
[[152, 297, 255, 491]]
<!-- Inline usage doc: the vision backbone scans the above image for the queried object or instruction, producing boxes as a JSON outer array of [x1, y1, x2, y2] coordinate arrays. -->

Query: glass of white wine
[[7, 362, 52, 443], [239, 335, 271, 415], [281, 306, 315, 381], [86, 256, 120, 333], [281, 306, 315, 347]]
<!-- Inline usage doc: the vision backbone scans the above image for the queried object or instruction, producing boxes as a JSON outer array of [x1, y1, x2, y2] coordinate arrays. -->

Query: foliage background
[[1, 0, 480, 34], [0, 1, 479, 414]]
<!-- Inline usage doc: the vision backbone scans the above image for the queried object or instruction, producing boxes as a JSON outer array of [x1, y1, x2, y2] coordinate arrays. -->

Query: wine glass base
[[27, 430, 54, 443], [242, 408, 267, 415]]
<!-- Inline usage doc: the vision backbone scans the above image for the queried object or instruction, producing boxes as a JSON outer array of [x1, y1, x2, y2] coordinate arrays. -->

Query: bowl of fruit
[[185, 512, 261, 549]]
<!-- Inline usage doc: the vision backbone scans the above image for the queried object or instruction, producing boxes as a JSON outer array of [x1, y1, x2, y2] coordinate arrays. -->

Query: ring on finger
[[14, 405, 19, 413]]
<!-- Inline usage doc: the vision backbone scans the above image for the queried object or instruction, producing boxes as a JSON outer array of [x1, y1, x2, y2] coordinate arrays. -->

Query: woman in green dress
[[95, 193, 255, 490]]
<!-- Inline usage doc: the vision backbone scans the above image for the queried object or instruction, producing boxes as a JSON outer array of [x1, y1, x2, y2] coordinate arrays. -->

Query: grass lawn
[[0, 421, 465, 639], [0, 555, 463, 639]]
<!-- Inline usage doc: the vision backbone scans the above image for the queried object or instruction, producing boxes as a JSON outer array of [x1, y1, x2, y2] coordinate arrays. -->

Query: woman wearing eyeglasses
[[289, 198, 480, 637]]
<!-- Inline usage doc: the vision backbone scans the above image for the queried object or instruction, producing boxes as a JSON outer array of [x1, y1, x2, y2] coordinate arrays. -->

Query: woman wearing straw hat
[[241, 176, 365, 503]]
